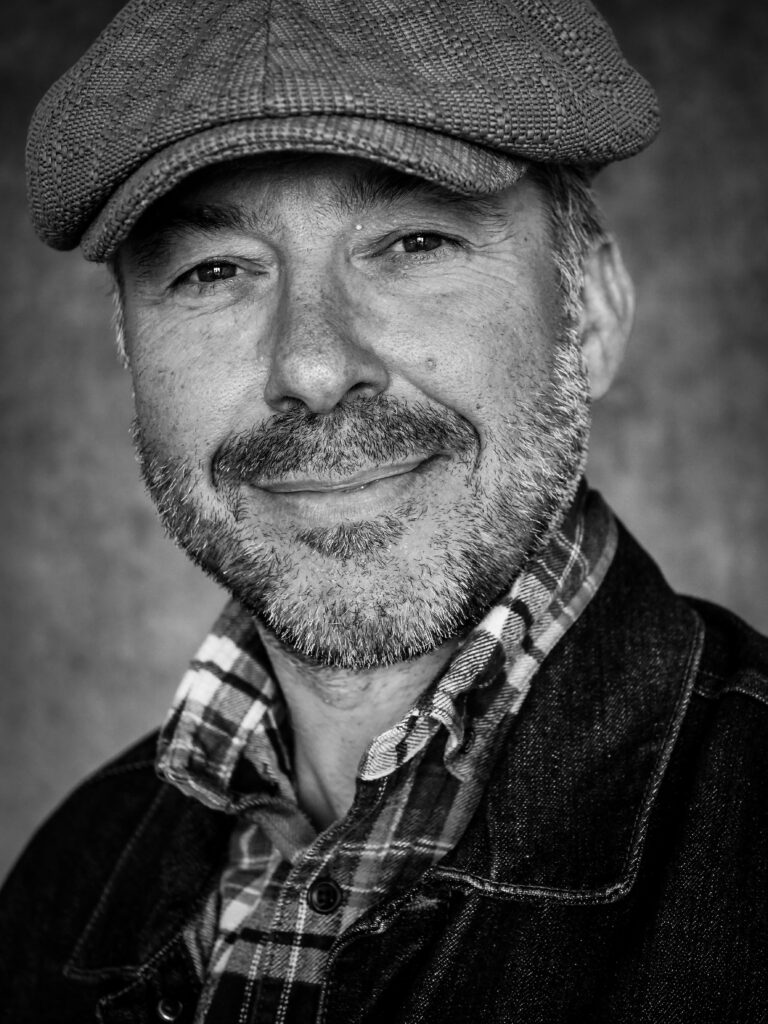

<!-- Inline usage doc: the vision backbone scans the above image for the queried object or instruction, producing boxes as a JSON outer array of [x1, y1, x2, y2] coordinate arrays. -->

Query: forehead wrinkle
[[328, 166, 518, 232], [123, 159, 533, 275]]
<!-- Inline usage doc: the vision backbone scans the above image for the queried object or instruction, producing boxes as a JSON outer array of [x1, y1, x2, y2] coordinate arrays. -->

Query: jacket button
[[307, 877, 342, 914], [157, 997, 183, 1022]]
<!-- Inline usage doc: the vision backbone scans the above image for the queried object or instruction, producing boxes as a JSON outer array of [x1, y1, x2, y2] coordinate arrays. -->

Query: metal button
[[157, 997, 183, 1022], [307, 876, 342, 914]]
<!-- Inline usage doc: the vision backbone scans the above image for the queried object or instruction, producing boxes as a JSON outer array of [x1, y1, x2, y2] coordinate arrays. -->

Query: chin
[[207, 513, 528, 669]]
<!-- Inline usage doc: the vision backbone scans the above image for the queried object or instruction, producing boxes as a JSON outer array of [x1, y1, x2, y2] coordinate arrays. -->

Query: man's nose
[[262, 273, 390, 415]]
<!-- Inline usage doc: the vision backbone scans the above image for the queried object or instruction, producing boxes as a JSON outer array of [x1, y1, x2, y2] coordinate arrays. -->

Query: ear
[[579, 237, 635, 400]]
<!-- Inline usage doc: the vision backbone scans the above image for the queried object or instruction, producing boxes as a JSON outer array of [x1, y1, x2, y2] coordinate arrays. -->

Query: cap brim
[[81, 115, 526, 261]]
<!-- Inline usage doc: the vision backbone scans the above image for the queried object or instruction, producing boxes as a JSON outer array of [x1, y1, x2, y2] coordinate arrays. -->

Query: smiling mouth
[[258, 456, 436, 495]]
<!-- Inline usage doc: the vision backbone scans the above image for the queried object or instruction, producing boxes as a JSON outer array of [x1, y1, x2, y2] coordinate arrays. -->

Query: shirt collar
[[156, 483, 616, 812]]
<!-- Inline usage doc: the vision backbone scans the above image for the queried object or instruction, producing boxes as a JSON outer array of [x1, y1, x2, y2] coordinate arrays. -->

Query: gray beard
[[134, 337, 590, 670]]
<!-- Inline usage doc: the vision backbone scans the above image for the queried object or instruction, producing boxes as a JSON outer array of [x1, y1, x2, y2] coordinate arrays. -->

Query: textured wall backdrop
[[1, 0, 766, 880]]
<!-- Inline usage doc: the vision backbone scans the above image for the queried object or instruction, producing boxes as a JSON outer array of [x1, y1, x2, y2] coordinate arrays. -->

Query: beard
[[134, 334, 590, 670]]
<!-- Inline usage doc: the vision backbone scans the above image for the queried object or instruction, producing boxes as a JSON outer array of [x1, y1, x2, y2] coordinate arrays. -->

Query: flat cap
[[27, 0, 659, 262]]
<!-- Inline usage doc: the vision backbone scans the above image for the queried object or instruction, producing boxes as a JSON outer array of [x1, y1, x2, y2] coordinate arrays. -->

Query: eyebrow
[[125, 165, 518, 274], [329, 169, 516, 231], [125, 202, 272, 275], [160, 202, 261, 235]]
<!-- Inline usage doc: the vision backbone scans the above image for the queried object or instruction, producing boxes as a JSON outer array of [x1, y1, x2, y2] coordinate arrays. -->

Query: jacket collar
[[434, 522, 704, 901], [65, 783, 231, 981]]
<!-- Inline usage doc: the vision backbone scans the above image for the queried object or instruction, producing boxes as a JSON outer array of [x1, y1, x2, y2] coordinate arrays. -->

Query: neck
[[257, 628, 459, 830]]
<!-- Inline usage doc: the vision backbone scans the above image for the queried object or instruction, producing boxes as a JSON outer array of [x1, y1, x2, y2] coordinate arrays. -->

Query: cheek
[[383, 265, 561, 431], [127, 304, 263, 463]]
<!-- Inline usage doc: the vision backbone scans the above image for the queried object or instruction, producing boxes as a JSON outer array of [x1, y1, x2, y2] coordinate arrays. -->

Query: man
[[1, 0, 766, 1021]]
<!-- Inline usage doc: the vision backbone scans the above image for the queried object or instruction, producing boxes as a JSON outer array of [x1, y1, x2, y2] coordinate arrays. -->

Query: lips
[[259, 456, 432, 495]]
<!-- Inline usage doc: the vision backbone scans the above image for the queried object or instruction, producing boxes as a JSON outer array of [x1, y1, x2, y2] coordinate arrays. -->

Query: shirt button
[[157, 997, 183, 1022], [307, 876, 343, 914]]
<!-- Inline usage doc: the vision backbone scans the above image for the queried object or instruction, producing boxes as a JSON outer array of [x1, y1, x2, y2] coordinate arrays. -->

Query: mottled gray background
[[1, 0, 766, 880]]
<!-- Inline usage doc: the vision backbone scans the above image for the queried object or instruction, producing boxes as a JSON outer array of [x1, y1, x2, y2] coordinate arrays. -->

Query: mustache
[[212, 396, 477, 488]]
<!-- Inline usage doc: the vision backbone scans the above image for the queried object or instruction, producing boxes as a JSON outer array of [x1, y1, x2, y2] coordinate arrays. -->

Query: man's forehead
[[127, 154, 525, 245]]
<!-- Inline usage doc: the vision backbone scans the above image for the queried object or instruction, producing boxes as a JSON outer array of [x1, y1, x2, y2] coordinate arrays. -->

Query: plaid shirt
[[157, 486, 617, 1023]]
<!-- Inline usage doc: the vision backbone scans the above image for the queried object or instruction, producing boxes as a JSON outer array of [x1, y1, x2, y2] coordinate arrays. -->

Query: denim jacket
[[1, 523, 767, 1023]]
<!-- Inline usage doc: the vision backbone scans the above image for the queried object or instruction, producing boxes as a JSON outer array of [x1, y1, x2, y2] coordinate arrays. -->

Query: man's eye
[[188, 260, 239, 283], [394, 233, 446, 254]]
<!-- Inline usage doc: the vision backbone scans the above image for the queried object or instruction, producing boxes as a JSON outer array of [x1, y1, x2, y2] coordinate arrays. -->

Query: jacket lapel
[[435, 524, 704, 900], [65, 784, 231, 980]]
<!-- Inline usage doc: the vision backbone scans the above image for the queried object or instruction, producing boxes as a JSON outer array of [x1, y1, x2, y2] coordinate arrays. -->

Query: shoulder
[[9, 730, 165, 871], [0, 731, 230, 1012], [0, 733, 166, 983], [677, 597, 768, 816], [602, 518, 768, 699], [602, 522, 768, 820], [687, 595, 768, 707], [567, 518, 768, 781]]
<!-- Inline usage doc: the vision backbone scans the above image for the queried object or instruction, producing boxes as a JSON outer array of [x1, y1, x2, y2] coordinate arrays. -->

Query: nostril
[[264, 361, 389, 416], [267, 394, 309, 415], [344, 381, 384, 401]]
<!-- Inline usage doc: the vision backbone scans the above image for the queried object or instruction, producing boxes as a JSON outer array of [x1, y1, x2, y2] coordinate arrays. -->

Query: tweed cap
[[27, 0, 659, 262]]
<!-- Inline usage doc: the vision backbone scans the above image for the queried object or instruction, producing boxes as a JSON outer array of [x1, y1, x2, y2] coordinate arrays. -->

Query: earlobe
[[579, 237, 635, 400]]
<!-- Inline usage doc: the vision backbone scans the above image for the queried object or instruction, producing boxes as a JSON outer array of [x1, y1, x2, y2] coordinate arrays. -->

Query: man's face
[[119, 155, 590, 669]]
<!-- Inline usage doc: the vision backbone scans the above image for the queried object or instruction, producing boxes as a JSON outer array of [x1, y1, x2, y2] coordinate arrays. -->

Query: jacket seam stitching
[[692, 677, 768, 709], [433, 605, 706, 903], [64, 786, 168, 979], [96, 932, 198, 1013]]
